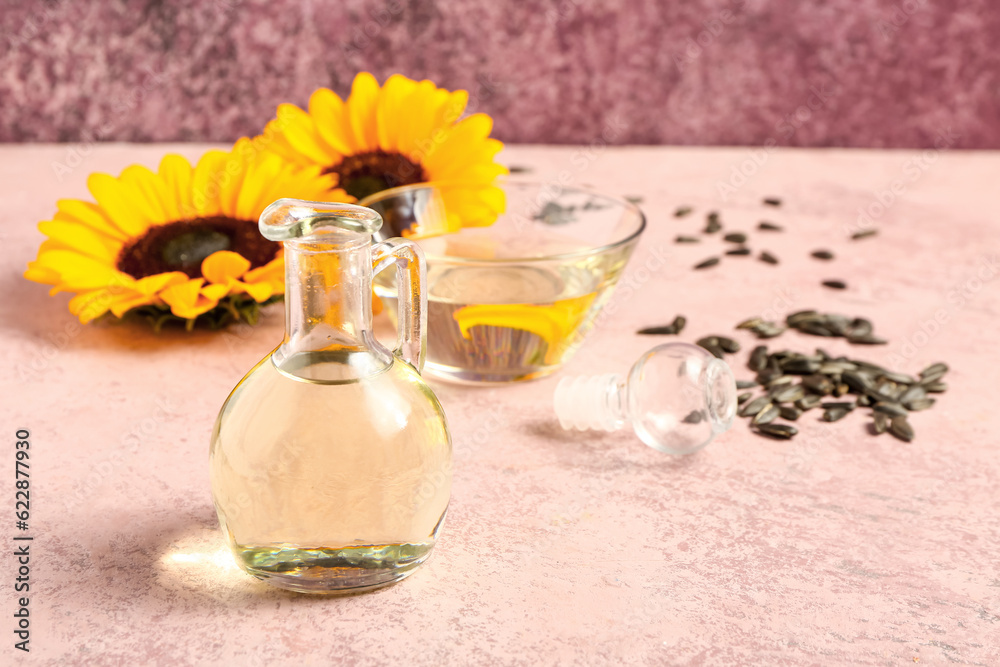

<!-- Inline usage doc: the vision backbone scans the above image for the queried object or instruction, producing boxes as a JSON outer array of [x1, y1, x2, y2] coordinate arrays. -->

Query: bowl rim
[[359, 179, 647, 264]]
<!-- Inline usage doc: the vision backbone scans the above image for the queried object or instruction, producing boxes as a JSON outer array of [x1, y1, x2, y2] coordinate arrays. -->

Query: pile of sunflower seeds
[[733, 346, 947, 442], [638, 314, 948, 443], [738, 310, 886, 345]]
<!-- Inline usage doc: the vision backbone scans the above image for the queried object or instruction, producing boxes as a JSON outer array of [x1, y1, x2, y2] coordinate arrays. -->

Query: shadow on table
[[522, 418, 703, 472], [1, 270, 283, 352], [67, 501, 398, 612]]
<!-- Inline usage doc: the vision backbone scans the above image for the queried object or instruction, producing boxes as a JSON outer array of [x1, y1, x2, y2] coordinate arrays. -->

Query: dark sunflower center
[[116, 217, 278, 280], [324, 150, 426, 200]]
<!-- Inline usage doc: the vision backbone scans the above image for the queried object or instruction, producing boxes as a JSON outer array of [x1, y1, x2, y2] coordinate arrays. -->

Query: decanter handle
[[371, 238, 427, 372]]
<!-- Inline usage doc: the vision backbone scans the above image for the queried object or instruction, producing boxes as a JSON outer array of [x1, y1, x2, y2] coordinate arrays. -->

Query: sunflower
[[258, 72, 507, 236], [25, 139, 336, 329]]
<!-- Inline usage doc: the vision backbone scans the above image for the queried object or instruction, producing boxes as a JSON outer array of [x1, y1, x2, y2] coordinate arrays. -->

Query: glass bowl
[[361, 181, 646, 384]]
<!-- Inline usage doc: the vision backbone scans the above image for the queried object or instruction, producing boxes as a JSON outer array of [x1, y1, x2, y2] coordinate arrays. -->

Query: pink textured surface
[[2, 144, 999, 666], [2, 0, 1000, 148]]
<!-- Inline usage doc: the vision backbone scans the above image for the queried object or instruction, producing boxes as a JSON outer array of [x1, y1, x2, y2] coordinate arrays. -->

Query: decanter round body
[[210, 199, 451, 594]]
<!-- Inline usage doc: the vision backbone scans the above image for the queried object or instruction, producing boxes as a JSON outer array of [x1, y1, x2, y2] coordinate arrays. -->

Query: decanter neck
[[274, 236, 390, 371]]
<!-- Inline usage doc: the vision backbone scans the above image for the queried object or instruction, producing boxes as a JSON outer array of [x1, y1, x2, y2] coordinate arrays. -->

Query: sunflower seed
[[759, 251, 779, 265], [889, 416, 914, 442], [811, 249, 834, 260], [738, 392, 752, 404], [674, 206, 693, 217], [767, 375, 796, 389], [637, 325, 678, 335], [757, 367, 784, 385], [725, 247, 752, 256], [716, 336, 741, 353], [923, 381, 947, 393], [735, 380, 757, 391], [739, 396, 772, 417], [682, 410, 705, 424], [852, 229, 878, 240], [819, 361, 858, 374], [763, 197, 782, 207], [625, 195, 644, 205], [675, 235, 701, 244], [802, 375, 835, 395], [904, 397, 935, 411], [697, 336, 719, 347], [847, 317, 873, 338], [773, 385, 806, 403], [857, 394, 872, 407], [758, 221, 783, 231], [723, 232, 747, 244], [822, 280, 848, 290], [842, 371, 872, 393], [873, 402, 908, 417], [799, 322, 835, 337], [755, 423, 798, 439], [796, 395, 822, 410], [919, 363, 949, 383], [753, 322, 787, 338], [779, 406, 802, 421], [752, 404, 780, 425], [703, 344, 725, 359], [833, 383, 851, 397], [749, 345, 769, 372], [704, 213, 722, 233], [823, 407, 850, 422], [781, 358, 821, 375], [695, 257, 720, 269], [848, 334, 888, 345], [786, 310, 820, 325], [880, 370, 915, 385], [873, 412, 889, 434], [737, 317, 763, 330]]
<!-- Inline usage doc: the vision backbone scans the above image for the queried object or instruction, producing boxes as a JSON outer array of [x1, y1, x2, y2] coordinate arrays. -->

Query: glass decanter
[[209, 199, 451, 594]]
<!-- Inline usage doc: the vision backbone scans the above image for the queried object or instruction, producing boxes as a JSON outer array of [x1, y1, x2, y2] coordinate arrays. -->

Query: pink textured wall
[[2, 0, 998, 148]]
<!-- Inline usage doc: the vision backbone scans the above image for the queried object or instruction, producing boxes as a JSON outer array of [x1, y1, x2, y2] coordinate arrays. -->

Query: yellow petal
[[309, 88, 355, 155], [396, 81, 442, 156], [24, 261, 61, 285], [158, 154, 195, 221], [418, 114, 494, 171], [160, 278, 218, 319], [347, 72, 381, 152], [87, 172, 155, 237], [54, 199, 128, 241], [190, 150, 229, 217], [201, 283, 232, 301], [134, 271, 189, 296], [240, 280, 273, 302], [34, 250, 131, 292], [37, 220, 121, 262], [234, 152, 283, 221], [109, 293, 159, 318], [243, 257, 284, 285], [376, 74, 419, 151], [277, 103, 337, 165], [69, 289, 115, 323], [202, 251, 251, 284], [119, 165, 172, 226]]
